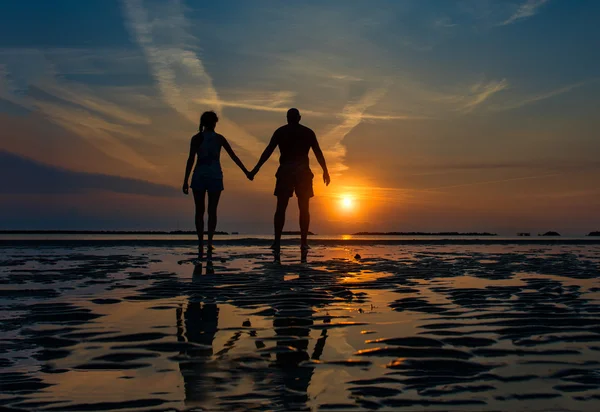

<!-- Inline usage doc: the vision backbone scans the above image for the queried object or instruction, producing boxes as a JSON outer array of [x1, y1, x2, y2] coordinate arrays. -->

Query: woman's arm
[[221, 136, 249, 176], [183, 134, 201, 194]]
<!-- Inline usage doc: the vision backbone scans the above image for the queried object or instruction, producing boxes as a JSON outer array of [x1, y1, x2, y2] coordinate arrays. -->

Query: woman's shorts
[[190, 175, 224, 192]]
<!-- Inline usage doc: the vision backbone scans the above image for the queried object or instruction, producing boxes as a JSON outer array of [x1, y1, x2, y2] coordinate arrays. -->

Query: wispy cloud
[[321, 85, 392, 174], [460, 79, 509, 112], [528, 188, 600, 199], [191, 98, 324, 116], [500, 0, 550, 26], [33, 100, 155, 170], [0, 53, 156, 170], [42, 82, 151, 126], [425, 173, 560, 191], [330, 74, 363, 82], [433, 17, 457, 29], [360, 113, 428, 120], [427, 79, 509, 113], [491, 81, 588, 111]]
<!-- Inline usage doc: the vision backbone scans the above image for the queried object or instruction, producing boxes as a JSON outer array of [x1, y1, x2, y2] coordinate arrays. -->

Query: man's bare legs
[[192, 189, 206, 258], [207, 191, 221, 258], [273, 195, 290, 253], [298, 196, 310, 250]]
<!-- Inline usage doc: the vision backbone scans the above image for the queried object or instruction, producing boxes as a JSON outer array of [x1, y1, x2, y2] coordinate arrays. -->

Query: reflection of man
[[271, 307, 328, 410], [249, 108, 330, 256], [260, 267, 330, 409]]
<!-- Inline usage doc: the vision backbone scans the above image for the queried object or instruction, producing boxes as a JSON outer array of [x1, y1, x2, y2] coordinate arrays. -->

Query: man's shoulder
[[272, 125, 292, 141], [299, 124, 316, 139], [274, 125, 288, 134], [275, 124, 315, 138]]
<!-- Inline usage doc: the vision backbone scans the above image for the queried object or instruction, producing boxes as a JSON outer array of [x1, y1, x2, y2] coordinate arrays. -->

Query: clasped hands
[[244, 168, 257, 181]]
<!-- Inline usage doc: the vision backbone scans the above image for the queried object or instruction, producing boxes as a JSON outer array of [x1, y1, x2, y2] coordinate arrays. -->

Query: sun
[[341, 196, 354, 210]]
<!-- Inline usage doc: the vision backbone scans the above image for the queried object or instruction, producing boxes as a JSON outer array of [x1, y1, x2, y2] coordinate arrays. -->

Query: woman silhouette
[[183, 111, 249, 258]]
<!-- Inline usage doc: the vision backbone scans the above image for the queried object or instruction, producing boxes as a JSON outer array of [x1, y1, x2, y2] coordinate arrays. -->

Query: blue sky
[[1, 0, 599, 234]]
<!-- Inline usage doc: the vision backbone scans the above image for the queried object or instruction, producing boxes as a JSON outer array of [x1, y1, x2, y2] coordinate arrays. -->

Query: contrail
[[122, 0, 266, 155]]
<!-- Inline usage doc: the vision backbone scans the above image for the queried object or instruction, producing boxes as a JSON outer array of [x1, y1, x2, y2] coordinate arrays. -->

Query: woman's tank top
[[194, 131, 223, 179]]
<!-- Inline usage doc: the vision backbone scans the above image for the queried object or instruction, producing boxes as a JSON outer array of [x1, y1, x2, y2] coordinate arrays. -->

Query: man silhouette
[[249, 108, 330, 255]]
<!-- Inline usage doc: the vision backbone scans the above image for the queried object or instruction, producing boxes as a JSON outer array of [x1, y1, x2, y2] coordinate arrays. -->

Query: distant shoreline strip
[[2, 238, 600, 248], [3, 230, 596, 236]]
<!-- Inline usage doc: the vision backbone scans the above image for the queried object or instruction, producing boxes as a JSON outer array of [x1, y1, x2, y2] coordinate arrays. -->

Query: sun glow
[[340, 195, 355, 211]]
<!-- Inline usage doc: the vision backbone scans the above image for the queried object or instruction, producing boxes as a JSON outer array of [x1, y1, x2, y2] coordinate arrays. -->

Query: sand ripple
[[1, 243, 599, 410]]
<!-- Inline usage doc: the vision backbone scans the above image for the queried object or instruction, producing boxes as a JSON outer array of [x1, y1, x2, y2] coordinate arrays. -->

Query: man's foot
[[270, 243, 281, 263], [206, 246, 213, 261], [300, 253, 307, 263], [198, 245, 204, 259]]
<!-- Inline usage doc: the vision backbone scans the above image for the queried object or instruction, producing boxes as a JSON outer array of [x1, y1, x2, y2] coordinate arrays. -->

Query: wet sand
[[1, 242, 600, 411]]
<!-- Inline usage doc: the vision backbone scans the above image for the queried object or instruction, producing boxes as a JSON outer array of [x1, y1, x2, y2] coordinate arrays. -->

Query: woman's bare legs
[[192, 189, 206, 258], [207, 190, 222, 258]]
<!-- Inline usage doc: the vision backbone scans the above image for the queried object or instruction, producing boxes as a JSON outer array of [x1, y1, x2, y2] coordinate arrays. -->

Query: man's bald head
[[287, 108, 301, 124]]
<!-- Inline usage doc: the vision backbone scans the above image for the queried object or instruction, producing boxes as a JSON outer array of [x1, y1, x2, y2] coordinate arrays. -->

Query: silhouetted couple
[[182, 108, 330, 259]]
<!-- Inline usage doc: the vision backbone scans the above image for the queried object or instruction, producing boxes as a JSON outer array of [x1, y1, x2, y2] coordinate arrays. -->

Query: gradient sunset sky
[[1, 0, 599, 234]]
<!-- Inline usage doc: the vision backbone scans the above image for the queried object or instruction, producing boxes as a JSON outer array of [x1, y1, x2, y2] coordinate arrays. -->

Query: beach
[[2, 238, 600, 411]]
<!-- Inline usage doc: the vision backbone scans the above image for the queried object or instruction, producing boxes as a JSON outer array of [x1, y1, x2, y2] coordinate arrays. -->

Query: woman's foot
[[301, 244, 309, 260]]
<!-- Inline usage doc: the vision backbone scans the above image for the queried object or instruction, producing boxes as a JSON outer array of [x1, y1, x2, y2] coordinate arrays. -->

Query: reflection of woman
[[182, 111, 250, 258], [176, 263, 219, 405]]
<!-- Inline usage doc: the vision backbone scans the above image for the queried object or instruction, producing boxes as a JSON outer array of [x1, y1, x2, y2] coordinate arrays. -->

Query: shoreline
[[2, 237, 600, 247]]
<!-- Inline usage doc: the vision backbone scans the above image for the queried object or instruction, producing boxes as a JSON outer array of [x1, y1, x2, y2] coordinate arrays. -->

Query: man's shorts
[[274, 167, 314, 198]]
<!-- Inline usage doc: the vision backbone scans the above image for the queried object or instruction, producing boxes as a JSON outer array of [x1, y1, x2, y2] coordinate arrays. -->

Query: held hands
[[245, 166, 259, 181], [243, 166, 255, 181], [323, 171, 331, 186], [182, 181, 189, 195]]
